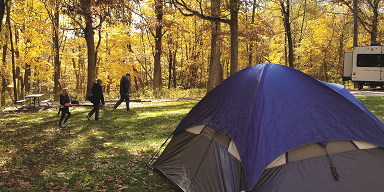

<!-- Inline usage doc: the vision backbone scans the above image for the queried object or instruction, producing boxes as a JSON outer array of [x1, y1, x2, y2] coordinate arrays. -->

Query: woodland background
[[0, 0, 382, 106]]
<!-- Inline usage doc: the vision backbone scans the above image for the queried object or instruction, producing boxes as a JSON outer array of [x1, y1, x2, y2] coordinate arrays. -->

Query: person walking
[[58, 88, 72, 127], [113, 73, 131, 111], [86, 78, 105, 121]]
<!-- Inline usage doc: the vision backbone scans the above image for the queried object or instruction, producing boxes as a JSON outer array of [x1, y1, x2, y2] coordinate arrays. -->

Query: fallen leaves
[[0, 101, 199, 191]]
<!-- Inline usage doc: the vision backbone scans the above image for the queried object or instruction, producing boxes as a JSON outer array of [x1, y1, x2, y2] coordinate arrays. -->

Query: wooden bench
[[41, 99, 53, 107], [16, 99, 27, 108]]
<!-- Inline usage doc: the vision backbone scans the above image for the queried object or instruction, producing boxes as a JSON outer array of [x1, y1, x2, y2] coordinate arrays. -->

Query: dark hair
[[126, 73, 131, 76]]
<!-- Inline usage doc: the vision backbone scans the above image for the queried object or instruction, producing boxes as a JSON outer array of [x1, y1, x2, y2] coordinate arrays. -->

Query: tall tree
[[248, 0, 257, 67], [207, 0, 222, 92], [0, 0, 9, 33], [82, 0, 97, 98], [280, 0, 294, 68], [229, 0, 239, 76], [63, 0, 113, 98], [1, 0, 9, 106], [1, 42, 7, 106], [43, 0, 61, 101], [6, 2, 16, 102], [335, 0, 381, 43], [153, 0, 163, 90], [172, 0, 240, 91]]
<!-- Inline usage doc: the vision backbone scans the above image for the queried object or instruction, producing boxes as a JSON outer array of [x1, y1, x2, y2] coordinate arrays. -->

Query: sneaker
[[64, 123, 70, 127], [58, 124, 64, 128], [86, 115, 91, 121], [95, 118, 101, 121]]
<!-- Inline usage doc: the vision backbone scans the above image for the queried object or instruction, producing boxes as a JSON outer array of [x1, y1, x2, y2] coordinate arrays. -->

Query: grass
[[0, 96, 384, 191], [357, 96, 384, 118], [0, 101, 197, 191]]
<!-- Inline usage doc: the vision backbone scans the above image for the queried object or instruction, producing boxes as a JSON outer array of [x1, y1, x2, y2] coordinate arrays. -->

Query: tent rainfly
[[153, 63, 384, 192]]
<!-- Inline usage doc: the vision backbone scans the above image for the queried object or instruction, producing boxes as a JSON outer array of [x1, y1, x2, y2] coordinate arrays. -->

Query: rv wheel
[[358, 83, 363, 90]]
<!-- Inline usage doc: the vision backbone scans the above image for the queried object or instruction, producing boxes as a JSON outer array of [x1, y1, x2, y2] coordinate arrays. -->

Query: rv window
[[357, 54, 383, 67]]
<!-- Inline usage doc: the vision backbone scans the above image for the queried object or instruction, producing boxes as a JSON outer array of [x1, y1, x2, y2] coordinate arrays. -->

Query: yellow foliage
[[1, 0, 381, 103]]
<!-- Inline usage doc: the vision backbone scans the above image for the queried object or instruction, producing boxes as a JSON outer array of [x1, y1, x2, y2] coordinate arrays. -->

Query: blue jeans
[[88, 103, 100, 120], [114, 93, 130, 110]]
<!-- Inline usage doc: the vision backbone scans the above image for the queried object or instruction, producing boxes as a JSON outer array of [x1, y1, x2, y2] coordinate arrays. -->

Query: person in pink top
[[58, 88, 72, 127]]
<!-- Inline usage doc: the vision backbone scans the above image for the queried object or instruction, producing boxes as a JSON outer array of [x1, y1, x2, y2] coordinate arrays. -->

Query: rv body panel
[[352, 46, 384, 83], [343, 45, 384, 89], [343, 52, 352, 81]]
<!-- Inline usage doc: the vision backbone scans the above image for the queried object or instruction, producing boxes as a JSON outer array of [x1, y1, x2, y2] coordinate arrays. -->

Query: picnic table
[[24, 94, 44, 107]]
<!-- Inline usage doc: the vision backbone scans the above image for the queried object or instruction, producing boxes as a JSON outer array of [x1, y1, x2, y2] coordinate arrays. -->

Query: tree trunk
[[207, 0, 222, 93], [85, 22, 96, 98], [1, 2, 8, 106], [1, 42, 6, 106], [230, 0, 239, 76], [7, 3, 16, 103], [95, 28, 102, 77], [338, 31, 344, 82], [248, 0, 257, 67], [281, 0, 294, 68], [107, 76, 111, 94], [370, 1, 378, 43], [323, 53, 328, 82], [53, 3, 61, 101], [80, 56, 85, 97], [16, 67, 24, 97], [72, 54, 80, 95], [0, 0, 8, 32], [168, 48, 172, 89], [172, 50, 177, 88], [323, 41, 332, 82], [284, 33, 288, 65], [24, 38, 31, 92], [153, 0, 163, 90], [24, 64, 31, 93], [81, 0, 96, 98], [133, 66, 145, 90]]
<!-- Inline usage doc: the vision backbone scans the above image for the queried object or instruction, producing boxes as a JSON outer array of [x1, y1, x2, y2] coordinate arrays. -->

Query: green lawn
[[0, 101, 196, 191], [357, 96, 384, 118], [0, 96, 383, 191]]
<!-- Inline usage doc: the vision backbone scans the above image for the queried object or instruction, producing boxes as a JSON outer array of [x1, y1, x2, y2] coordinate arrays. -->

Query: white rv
[[343, 43, 384, 90]]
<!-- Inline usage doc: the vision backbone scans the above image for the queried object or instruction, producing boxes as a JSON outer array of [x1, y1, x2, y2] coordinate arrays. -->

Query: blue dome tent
[[153, 63, 384, 191]]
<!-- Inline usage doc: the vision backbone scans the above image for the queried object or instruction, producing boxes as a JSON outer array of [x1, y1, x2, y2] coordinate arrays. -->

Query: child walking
[[59, 88, 72, 127]]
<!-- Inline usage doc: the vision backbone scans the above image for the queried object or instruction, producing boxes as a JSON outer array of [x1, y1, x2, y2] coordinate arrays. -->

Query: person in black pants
[[113, 73, 131, 111], [59, 88, 72, 127], [86, 78, 105, 121]]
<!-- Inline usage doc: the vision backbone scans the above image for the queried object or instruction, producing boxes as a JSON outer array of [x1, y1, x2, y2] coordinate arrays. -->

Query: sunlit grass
[[131, 87, 206, 100], [357, 96, 384, 118], [0, 100, 195, 191]]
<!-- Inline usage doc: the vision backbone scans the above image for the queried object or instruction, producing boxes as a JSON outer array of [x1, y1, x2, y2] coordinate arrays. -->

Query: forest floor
[[1, 100, 201, 191]]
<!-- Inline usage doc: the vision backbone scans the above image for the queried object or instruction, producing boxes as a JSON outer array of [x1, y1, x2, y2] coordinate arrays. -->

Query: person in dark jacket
[[86, 79, 105, 121], [58, 88, 72, 127], [113, 73, 131, 111]]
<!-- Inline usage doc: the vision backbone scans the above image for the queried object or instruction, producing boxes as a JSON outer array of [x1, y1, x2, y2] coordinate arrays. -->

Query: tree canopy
[[0, 0, 382, 105]]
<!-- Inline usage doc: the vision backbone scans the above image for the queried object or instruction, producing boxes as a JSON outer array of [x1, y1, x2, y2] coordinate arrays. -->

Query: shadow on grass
[[0, 101, 195, 191]]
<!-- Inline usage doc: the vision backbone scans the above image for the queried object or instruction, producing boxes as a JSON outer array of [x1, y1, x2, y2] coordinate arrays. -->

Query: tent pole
[[147, 134, 173, 167]]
